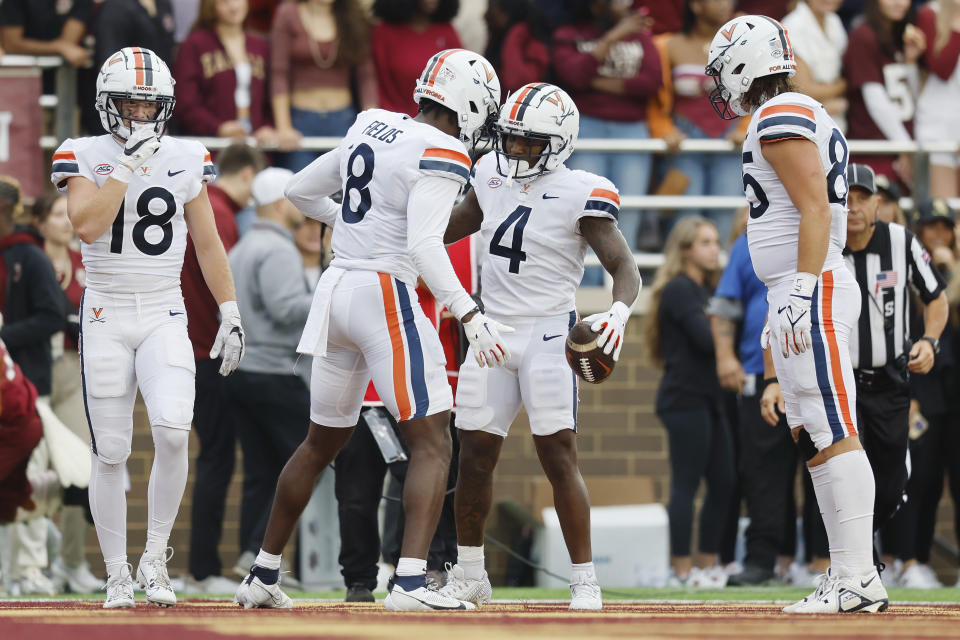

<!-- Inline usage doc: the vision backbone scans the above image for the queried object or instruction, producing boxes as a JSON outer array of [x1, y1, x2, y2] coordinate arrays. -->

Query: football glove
[[210, 300, 245, 376], [462, 311, 514, 368], [778, 272, 817, 357], [112, 125, 160, 183], [760, 320, 771, 351], [583, 300, 631, 362]]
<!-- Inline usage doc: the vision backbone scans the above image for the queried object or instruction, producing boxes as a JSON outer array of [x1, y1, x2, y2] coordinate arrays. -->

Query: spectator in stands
[[180, 144, 261, 595], [172, 0, 201, 42], [225, 168, 314, 576], [734, 0, 792, 20], [645, 215, 734, 587], [484, 0, 551, 96], [843, 0, 925, 188], [0, 0, 92, 69], [174, 0, 276, 145], [553, 0, 662, 256], [371, 0, 461, 117], [636, 0, 684, 34], [783, 0, 849, 132], [29, 191, 104, 595], [94, 1, 176, 70], [915, 0, 960, 199], [296, 218, 325, 288], [272, 0, 377, 172], [246, 0, 282, 36], [875, 172, 907, 225], [647, 0, 743, 245]]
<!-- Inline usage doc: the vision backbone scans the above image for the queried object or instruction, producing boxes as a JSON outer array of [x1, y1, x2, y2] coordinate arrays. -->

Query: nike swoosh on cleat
[[543, 334, 562, 341], [168, 169, 186, 177], [424, 601, 467, 610], [860, 575, 876, 589], [542, 194, 559, 199]]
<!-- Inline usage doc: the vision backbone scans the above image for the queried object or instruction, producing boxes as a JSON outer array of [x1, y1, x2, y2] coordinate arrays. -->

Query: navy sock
[[250, 564, 279, 586], [393, 573, 426, 591]]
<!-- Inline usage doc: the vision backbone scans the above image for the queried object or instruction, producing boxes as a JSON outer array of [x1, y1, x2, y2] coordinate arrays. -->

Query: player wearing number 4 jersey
[[439, 83, 641, 611], [51, 47, 245, 609], [707, 16, 885, 613], [234, 49, 511, 613]]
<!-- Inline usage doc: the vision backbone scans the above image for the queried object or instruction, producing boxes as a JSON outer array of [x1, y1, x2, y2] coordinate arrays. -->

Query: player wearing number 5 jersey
[[707, 16, 884, 613], [233, 49, 511, 613], [51, 47, 245, 609], [438, 83, 641, 611]]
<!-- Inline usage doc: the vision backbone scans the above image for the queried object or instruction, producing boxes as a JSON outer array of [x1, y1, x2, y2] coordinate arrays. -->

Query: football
[[565, 320, 616, 384]]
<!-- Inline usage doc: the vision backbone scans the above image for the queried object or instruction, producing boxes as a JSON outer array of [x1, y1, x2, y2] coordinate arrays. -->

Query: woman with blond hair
[[645, 215, 734, 588]]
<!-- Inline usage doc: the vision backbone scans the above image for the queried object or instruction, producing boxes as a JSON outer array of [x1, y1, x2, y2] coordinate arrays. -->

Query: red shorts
[[0, 411, 43, 522]]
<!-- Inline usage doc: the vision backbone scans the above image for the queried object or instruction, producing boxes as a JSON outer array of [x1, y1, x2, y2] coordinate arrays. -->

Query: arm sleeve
[[862, 83, 912, 141], [284, 146, 343, 225], [257, 248, 314, 324], [622, 32, 663, 98], [269, 5, 292, 97], [0, 252, 66, 349], [578, 180, 621, 224], [407, 175, 477, 320], [664, 280, 715, 355], [551, 27, 601, 91], [906, 232, 946, 303], [918, 6, 960, 81], [173, 36, 225, 136]]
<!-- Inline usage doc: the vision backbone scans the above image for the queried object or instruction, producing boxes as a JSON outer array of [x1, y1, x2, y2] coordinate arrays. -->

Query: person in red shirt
[[843, 0, 926, 189], [371, 0, 462, 117], [0, 332, 43, 526], [181, 143, 262, 593], [484, 0, 550, 96]]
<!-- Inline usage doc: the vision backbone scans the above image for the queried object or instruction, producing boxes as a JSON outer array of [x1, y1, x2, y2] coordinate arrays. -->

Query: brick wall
[[87, 320, 958, 585]]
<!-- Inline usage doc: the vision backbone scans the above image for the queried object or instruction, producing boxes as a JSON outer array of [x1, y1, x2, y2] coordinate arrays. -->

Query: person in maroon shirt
[[843, 0, 925, 189], [371, 0, 461, 117], [484, 0, 550, 96], [174, 0, 276, 144], [181, 143, 262, 593], [552, 0, 662, 256], [733, 0, 792, 21]]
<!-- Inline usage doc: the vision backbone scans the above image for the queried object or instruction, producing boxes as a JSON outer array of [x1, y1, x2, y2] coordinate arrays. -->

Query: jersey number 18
[[110, 186, 176, 256]]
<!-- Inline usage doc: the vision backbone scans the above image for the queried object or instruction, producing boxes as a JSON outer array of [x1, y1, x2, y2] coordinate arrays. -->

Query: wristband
[[111, 162, 134, 184], [762, 377, 779, 391]]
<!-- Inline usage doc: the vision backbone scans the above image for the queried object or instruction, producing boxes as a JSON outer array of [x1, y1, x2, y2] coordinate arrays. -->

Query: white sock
[[89, 453, 127, 577], [808, 461, 838, 569], [145, 427, 189, 558], [571, 561, 597, 583], [255, 549, 282, 570], [457, 545, 485, 580], [396, 557, 427, 577], [826, 449, 875, 577]]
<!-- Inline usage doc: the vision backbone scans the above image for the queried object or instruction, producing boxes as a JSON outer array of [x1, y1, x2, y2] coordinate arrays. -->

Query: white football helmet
[[413, 49, 501, 152], [494, 83, 578, 180], [96, 47, 176, 140], [705, 15, 797, 119]]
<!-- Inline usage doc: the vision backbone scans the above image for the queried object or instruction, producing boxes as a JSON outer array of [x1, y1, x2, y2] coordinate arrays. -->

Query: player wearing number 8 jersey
[[234, 49, 512, 612], [438, 83, 641, 611], [707, 16, 885, 613], [51, 47, 245, 609]]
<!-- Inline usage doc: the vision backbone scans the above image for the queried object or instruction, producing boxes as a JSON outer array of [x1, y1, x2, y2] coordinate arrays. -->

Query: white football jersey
[[742, 92, 849, 286], [327, 108, 472, 285], [51, 135, 215, 293], [472, 153, 620, 317]]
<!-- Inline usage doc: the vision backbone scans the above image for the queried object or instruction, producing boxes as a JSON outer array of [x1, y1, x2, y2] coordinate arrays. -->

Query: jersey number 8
[[342, 143, 375, 224], [110, 186, 176, 256]]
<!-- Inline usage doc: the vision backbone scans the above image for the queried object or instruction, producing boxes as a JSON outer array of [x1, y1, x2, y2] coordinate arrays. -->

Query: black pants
[[188, 359, 237, 579], [719, 391, 741, 565], [659, 404, 736, 557], [855, 381, 910, 539], [737, 390, 802, 570], [225, 370, 310, 555]]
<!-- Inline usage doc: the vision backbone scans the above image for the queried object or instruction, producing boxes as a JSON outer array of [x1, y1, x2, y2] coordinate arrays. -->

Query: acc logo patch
[[94, 163, 114, 175], [487, 177, 503, 189]]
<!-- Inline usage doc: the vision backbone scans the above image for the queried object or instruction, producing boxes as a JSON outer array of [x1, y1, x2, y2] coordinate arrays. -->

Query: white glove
[[210, 301, 245, 376], [462, 311, 514, 368], [112, 125, 160, 183], [583, 300, 631, 362], [760, 320, 771, 351], [777, 272, 817, 357]]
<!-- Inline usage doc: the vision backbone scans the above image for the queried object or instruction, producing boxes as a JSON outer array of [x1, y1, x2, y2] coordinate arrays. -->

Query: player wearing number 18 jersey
[[708, 16, 884, 613], [234, 49, 512, 613], [51, 47, 245, 609]]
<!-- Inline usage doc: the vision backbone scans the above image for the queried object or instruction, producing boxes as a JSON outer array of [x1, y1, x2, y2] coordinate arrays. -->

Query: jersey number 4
[[110, 186, 176, 256], [489, 205, 531, 274]]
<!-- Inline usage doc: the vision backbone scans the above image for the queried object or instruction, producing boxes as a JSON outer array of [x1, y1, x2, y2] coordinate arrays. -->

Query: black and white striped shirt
[[843, 221, 945, 370]]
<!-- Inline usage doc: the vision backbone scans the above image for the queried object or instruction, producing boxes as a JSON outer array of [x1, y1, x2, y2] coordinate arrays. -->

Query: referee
[[842, 163, 948, 540]]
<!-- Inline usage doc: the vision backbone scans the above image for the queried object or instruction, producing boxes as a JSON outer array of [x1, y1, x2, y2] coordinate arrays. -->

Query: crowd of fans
[[2, 0, 960, 595]]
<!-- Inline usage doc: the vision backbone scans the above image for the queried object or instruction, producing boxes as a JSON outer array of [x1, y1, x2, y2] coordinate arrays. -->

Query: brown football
[[565, 320, 615, 384]]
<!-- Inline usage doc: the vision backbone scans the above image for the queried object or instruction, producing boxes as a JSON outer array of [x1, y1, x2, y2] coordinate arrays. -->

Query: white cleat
[[569, 577, 602, 611], [385, 578, 476, 611], [784, 568, 888, 614], [103, 564, 136, 609], [137, 548, 177, 607], [438, 563, 492, 606], [235, 573, 294, 609], [783, 570, 834, 613]]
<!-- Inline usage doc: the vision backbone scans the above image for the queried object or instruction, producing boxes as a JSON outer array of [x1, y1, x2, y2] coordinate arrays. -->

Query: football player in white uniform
[[707, 17, 886, 613], [234, 49, 511, 612], [51, 47, 245, 609], [437, 83, 641, 611]]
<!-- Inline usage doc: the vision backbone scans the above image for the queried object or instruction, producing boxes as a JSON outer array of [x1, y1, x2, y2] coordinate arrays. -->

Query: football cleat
[[569, 575, 602, 611], [235, 573, 294, 609], [103, 564, 136, 609], [438, 563, 492, 606], [784, 568, 888, 614], [136, 548, 176, 607], [384, 575, 475, 611]]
